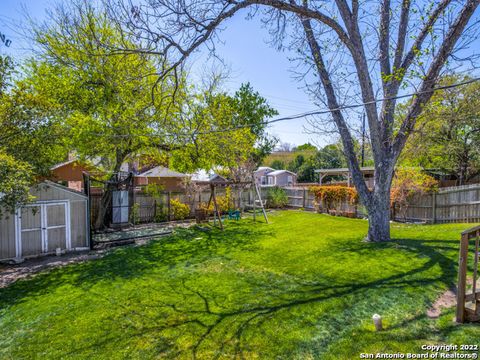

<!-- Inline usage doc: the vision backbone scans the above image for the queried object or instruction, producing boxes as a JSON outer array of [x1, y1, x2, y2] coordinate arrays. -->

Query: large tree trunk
[[95, 150, 126, 230], [364, 188, 391, 242]]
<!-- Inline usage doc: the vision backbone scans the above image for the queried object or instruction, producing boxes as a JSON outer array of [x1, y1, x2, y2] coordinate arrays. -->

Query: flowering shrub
[[391, 168, 438, 219], [216, 187, 235, 212], [170, 199, 190, 220], [309, 185, 358, 212], [199, 187, 235, 214]]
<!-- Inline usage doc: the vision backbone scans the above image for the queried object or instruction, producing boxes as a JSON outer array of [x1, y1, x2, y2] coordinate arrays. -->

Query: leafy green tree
[[30, 5, 178, 175], [0, 55, 66, 211], [295, 143, 317, 151], [401, 76, 480, 185], [28, 3, 182, 227], [0, 153, 34, 215], [270, 160, 285, 170], [171, 83, 278, 178], [287, 154, 305, 173]]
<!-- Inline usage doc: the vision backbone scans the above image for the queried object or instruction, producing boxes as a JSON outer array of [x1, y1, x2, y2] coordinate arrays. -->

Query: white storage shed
[[0, 181, 89, 261]]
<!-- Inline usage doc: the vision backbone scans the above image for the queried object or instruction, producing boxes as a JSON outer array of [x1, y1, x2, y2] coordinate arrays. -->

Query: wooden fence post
[[167, 192, 172, 221], [456, 232, 469, 323], [303, 188, 307, 208], [432, 192, 437, 224], [154, 199, 157, 221]]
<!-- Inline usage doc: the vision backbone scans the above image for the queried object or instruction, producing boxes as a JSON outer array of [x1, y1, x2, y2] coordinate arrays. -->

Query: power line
[[89, 76, 480, 139]]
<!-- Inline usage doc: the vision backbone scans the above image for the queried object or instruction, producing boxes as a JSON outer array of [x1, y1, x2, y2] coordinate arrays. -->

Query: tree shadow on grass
[[328, 235, 459, 288], [0, 224, 273, 309], [60, 236, 462, 359], [0, 227, 466, 359]]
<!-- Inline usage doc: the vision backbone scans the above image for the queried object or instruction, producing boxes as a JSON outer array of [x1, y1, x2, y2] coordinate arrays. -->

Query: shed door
[[17, 202, 70, 258], [46, 203, 67, 252], [20, 205, 42, 257]]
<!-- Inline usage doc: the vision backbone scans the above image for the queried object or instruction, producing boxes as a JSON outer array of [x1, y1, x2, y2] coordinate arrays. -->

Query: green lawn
[[0, 211, 479, 359]]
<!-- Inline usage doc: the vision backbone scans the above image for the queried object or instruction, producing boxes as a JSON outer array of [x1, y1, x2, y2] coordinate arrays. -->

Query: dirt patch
[[0, 251, 105, 289], [427, 288, 457, 318]]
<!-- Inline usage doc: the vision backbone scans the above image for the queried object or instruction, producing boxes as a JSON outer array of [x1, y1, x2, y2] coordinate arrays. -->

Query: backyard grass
[[0, 211, 479, 359]]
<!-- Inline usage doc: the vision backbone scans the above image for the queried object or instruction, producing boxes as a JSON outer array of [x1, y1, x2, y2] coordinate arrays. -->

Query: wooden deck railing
[[456, 225, 480, 323]]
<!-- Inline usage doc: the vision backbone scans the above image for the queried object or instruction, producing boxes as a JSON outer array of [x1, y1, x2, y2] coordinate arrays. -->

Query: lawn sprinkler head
[[372, 314, 383, 331]]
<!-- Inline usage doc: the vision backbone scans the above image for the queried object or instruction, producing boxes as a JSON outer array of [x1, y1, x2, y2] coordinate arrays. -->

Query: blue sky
[[1, 1, 479, 148]]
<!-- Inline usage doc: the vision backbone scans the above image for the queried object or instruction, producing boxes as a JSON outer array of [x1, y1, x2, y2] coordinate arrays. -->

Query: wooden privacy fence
[[284, 184, 480, 224], [89, 184, 480, 230], [282, 186, 368, 217], [456, 225, 480, 323], [393, 184, 480, 223]]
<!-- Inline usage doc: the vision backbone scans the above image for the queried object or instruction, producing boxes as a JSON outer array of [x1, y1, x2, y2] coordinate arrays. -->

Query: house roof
[[50, 159, 79, 171], [209, 174, 228, 183], [255, 166, 274, 172], [138, 166, 188, 178], [268, 170, 297, 176], [314, 166, 375, 175]]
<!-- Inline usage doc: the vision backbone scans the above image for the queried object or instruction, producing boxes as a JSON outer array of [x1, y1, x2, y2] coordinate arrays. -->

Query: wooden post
[[432, 192, 437, 224], [253, 186, 256, 222], [255, 183, 269, 224], [456, 232, 469, 323], [154, 199, 157, 220], [303, 188, 307, 208], [211, 184, 223, 230], [167, 192, 172, 221], [473, 235, 479, 305]]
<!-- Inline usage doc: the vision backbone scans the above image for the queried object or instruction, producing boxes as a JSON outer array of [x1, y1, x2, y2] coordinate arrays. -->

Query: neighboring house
[[254, 167, 297, 187], [314, 167, 375, 188], [134, 166, 189, 192], [254, 167, 274, 186], [265, 170, 297, 187], [50, 157, 187, 192], [50, 159, 94, 192], [0, 181, 89, 261]]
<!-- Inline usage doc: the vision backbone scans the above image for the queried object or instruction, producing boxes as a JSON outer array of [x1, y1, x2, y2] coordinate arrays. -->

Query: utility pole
[[361, 112, 366, 167]]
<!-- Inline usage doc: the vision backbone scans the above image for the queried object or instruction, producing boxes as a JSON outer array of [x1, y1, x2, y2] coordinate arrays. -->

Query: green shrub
[[154, 205, 168, 222], [265, 187, 288, 208], [130, 203, 140, 225], [170, 199, 190, 220]]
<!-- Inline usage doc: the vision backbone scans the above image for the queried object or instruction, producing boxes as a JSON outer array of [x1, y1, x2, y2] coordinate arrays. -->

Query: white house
[[254, 167, 297, 187]]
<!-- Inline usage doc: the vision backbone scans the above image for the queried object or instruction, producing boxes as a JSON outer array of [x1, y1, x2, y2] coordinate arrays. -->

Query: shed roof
[[37, 181, 87, 199], [138, 166, 188, 178]]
